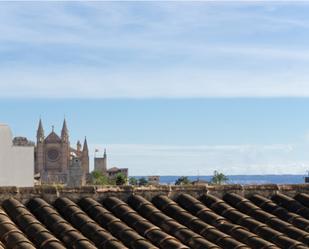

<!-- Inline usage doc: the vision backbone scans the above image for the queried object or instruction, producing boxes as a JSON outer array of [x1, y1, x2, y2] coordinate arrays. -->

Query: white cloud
[[2, 66, 309, 98], [88, 143, 306, 175], [1, 2, 309, 98]]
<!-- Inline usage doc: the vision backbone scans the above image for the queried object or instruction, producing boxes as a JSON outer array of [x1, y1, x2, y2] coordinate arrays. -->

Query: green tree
[[138, 177, 148, 186], [129, 177, 138, 186], [175, 176, 191, 185], [115, 173, 127, 185], [210, 170, 229, 185], [91, 170, 108, 185]]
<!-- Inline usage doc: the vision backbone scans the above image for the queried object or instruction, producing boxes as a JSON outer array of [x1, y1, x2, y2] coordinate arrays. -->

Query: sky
[[1, 2, 309, 175]]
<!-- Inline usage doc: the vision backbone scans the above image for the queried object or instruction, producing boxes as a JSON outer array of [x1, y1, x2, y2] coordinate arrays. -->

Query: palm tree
[[175, 176, 191, 185], [210, 170, 228, 185], [138, 177, 148, 186], [91, 170, 108, 185], [115, 173, 127, 185], [129, 177, 138, 185]]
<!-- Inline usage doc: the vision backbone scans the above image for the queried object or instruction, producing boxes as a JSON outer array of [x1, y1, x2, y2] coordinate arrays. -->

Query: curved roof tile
[[0, 190, 308, 249]]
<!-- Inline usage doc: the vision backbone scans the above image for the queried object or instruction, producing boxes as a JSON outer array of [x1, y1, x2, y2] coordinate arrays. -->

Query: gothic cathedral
[[35, 119, 89, 185]]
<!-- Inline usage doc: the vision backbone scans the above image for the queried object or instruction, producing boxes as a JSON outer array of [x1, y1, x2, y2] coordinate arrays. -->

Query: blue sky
[[1, 2, 309, 175]]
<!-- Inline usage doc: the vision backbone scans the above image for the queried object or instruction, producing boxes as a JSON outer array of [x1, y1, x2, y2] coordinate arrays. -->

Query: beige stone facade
[[94, 149, 107, 173], [35, 119, 89, 185], [148, 176, 160, 185]]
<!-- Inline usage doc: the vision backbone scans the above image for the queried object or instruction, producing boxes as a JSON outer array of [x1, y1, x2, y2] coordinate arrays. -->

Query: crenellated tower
[[94, 148, 107, 174]]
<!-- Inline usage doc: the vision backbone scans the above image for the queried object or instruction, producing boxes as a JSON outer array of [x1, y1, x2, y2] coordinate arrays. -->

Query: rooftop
[[0, 184, 308, 249]]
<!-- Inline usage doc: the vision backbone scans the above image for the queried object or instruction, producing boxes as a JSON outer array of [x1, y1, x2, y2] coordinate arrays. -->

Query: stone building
[[13, 137, 35, 147], [148, 176, 160, 185], [106, 167, 128, 178], [35, 119, 89, 185], [94, 150, 128, 179], [0, 124, 34, 187]]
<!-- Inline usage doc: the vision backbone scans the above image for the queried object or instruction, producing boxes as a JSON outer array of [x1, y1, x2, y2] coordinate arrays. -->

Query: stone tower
[[35, 119, 44, 174], [61, 119, 70, 172], [76, 140, 82, 153], [94, 148, 107, 174], [68, 157, 85, 187], [81, 137, 89, 176]]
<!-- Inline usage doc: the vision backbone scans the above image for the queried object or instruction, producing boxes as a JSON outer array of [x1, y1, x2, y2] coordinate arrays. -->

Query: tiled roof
[[0, 189, 309, 248]]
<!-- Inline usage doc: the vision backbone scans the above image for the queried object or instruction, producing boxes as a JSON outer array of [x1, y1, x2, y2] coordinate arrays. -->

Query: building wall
[[0, 184, 308, 205], [148, 176, 160, 185], [81, 150, 89, 176], [94, 157, 107, 174], [107, 168, 128, 178], [0, 124, 34, 187], [68, 158, 85, 187]]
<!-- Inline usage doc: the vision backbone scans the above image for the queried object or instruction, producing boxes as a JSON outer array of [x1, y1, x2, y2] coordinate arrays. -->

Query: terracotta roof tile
[[129, 195, 221, 249], [201, 194, 308, 249], [27, 198, 96, 249], [2, 199, 64, 249], [152, 195, 248, 249], [0, 208, 35, 249], [177, 194, 279, 249], [104, 196, 188, 249], [272, 193, 309, 219], [0, 188, 309, 248], [54, 197, 126, 249], [224, 193, 309, 245], [78, 197, 157, 249], [295, 193, 309, 208]]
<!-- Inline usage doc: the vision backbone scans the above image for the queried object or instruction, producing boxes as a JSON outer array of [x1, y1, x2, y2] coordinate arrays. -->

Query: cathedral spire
[[61, 118, 68, 136], [37, 118, 44, 141], [61, 118, 69, 142], [82, 136, 90, 175], [83, 137, 88, 153]]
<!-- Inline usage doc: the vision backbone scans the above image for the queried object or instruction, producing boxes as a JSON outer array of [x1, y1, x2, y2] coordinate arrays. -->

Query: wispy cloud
[[3, 66, 309, 98], [1, 2, 309, 98], [89, 143, 305, 175]]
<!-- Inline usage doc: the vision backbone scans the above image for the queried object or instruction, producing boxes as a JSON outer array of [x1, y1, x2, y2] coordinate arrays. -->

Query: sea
[[133, 175, 308, 185]]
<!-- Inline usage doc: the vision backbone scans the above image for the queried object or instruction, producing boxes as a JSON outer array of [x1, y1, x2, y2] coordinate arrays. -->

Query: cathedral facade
[[35, 119, 89, 185]]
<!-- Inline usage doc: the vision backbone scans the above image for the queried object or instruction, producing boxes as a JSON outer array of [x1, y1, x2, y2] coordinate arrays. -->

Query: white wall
[[0, 124, 34, 187]]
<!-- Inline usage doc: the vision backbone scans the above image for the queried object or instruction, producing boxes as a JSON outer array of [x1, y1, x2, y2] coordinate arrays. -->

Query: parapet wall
[[0, 184, 308, 204]]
